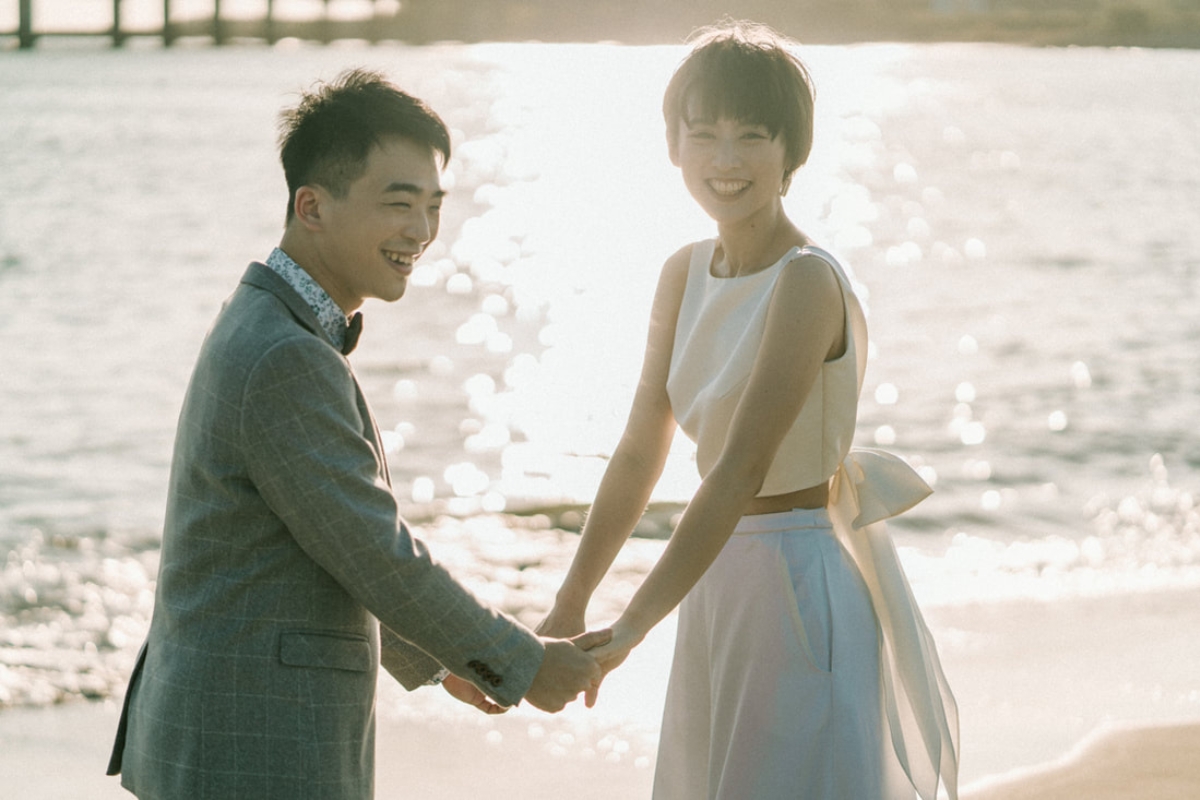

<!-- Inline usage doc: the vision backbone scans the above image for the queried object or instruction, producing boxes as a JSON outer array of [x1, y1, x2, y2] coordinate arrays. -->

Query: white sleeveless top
[[666, 239, 865, 496], [665, 238, 961, 800]]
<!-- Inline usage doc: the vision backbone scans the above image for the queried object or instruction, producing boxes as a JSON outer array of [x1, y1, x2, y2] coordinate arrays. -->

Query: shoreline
[[5, 704, 1199, 800], [4, 587, 1200, 797]]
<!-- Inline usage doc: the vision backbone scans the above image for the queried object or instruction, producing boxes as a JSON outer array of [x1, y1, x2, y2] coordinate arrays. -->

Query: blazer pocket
[[279, 631, 372, 673]]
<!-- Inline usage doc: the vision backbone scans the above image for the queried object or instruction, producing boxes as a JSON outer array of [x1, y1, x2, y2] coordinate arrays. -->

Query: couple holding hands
[[108, 20, 957, 800]]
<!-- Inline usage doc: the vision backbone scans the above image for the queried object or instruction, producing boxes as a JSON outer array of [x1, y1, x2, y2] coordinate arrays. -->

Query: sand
[[961, 722, 1200, 800], [4, 588, 1200, 798]]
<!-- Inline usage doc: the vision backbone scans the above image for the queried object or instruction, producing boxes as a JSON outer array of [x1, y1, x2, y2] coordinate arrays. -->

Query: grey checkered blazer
[[107, 263, 544, 799]]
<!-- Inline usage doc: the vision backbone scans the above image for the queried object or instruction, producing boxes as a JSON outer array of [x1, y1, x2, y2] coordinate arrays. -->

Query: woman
[[539, 21, 959, 800]]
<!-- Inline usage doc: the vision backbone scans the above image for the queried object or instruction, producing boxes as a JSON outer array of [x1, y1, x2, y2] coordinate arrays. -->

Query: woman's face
[[673, 114, 788, 226]]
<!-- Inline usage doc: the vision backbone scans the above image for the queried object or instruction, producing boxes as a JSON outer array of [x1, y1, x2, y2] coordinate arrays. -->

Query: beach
[[5, 584, 1200, 797]]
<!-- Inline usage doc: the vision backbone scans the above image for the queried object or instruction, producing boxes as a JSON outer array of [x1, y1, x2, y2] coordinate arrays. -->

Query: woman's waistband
[[732, 506, 831, 535]]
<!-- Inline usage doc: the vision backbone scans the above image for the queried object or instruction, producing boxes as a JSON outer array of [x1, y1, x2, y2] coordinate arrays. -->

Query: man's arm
[[241, 335, 546, 705]]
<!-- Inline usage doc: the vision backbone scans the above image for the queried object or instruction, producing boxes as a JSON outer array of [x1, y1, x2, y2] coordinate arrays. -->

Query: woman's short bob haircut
[[663, 21, 815, 193]]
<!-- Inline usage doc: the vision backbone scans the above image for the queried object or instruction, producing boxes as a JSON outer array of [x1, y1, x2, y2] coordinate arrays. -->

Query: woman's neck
[[714, 206, 806, 278]]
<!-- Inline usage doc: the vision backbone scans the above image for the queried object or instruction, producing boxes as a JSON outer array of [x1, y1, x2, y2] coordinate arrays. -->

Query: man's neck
[[264, 246, 350, 351], [277, 229, 357, 315]]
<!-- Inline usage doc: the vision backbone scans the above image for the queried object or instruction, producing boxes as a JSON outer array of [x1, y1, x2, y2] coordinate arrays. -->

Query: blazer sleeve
[[239, 334, 544, 705], [379, 624, 442, 685]]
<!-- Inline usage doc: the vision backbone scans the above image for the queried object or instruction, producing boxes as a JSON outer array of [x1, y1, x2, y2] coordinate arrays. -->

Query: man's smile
[[383, 249, 416, 272]]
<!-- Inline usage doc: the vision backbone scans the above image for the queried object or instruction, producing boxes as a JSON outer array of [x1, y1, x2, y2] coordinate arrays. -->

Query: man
[[106, 68, 606, 799]]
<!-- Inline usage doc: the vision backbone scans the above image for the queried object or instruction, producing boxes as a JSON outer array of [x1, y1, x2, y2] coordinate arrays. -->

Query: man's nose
[[404, 210, 435, 245]]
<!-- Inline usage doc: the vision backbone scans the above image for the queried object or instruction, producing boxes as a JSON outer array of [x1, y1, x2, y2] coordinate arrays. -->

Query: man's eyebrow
[[383, 182, 446, 198]]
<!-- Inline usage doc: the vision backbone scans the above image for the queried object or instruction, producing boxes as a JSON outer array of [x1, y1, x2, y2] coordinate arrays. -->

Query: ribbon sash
[[829, 448, 960, 800]]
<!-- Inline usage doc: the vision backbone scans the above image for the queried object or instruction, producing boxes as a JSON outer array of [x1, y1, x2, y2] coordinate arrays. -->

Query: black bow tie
[[342, 313, 363, 355]]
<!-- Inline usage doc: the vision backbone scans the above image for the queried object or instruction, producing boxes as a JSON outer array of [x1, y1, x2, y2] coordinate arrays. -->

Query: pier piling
[[111, 0, 126, 47], [18, 0, 34, 48]]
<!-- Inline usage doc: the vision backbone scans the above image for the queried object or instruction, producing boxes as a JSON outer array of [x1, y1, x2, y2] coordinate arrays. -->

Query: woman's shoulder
[[658, 239, 709, 288], [787, 243, 843, 268], [666, 238, 715, 271], [664, 242, 694, 270], [780, 242, 836, 274], [775, 246, 847, 310], [648, 240, 713, 323], [781, 243, 852, 286]]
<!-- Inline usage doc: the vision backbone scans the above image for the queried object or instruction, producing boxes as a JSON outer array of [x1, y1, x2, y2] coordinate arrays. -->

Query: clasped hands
[[440, 610, 641, 715], [534, 605, 644, 709]]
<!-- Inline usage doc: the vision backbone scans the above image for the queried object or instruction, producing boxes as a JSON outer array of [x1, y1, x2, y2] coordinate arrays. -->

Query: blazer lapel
[[240, 262, 336, 350], [239, 262, 391, 482]]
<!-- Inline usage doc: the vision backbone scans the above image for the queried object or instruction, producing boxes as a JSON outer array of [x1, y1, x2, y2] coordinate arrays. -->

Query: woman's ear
[[666, 129, 681, 167], [292, 185, 324, 231]]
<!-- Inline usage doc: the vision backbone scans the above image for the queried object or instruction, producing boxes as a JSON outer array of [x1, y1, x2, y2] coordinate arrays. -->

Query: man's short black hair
[[277, 68, 451, 223]]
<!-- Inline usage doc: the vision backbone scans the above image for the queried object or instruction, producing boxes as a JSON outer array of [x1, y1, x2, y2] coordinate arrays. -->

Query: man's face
[[312, 136, 444, 311]]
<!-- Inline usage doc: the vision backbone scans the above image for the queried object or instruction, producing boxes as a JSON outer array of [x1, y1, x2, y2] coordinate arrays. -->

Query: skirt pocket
[[776, 539, 834, 675]]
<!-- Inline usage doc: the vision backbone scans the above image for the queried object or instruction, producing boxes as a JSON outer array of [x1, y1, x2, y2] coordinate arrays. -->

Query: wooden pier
[[8, 0, 1197, 50], [4, 0, 411, 49]]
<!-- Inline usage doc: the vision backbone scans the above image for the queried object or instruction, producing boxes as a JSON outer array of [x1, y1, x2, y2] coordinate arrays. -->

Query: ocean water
[[1, 40, 1198, 720]]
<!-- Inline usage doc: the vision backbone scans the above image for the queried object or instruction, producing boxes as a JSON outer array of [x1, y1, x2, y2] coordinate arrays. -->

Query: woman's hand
[[579, 618, 645, 707], [441, 673, 508, 715], [535, 603, 586, 640]]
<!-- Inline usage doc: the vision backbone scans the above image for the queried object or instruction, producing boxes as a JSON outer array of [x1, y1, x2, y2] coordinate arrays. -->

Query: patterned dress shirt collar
[[264, 247, 349, 351]]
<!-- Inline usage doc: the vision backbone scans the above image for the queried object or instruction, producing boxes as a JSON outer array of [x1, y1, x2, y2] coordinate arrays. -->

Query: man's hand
[[523, 630, 611, 713], [442, 673, 508, 715]]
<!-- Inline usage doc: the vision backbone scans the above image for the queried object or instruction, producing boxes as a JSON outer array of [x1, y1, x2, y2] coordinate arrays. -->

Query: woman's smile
[[707, 178, 751, 197]]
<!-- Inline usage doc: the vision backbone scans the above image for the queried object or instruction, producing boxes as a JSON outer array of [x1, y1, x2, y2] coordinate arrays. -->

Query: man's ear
[[293, 185, 324, 231]]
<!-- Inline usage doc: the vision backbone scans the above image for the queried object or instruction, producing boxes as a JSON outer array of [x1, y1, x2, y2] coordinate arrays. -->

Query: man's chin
[[382, 279, 408, 302]]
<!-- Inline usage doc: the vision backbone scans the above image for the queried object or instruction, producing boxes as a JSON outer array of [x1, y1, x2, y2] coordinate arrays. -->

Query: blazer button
[[490, 676, 503, 687]]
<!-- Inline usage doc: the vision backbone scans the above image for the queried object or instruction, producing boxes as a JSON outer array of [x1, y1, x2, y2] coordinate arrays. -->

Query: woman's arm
[[590, 254, 847, 670], [537, 246, 692, 638]]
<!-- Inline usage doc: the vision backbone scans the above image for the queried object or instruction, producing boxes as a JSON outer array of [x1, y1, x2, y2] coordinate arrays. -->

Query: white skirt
[[652, 508, 913, 799]]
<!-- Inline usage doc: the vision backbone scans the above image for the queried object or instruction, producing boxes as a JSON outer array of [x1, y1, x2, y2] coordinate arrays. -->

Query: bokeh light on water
[[2, 42, 1199, 711]]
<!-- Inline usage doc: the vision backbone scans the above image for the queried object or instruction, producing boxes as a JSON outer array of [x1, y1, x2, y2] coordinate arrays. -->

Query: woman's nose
[[713, 138, 739, 169]]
